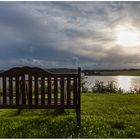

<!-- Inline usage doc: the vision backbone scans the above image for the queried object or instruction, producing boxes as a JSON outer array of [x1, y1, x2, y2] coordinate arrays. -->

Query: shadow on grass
[[1, 117, 80, 138], [0, 109, 73, 118]]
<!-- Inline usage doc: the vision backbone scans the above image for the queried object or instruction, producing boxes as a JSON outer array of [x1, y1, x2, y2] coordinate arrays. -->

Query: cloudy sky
[[1, 1, 140, 69]]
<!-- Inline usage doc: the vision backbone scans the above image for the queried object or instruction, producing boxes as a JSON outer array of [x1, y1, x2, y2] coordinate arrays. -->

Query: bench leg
[[76, 108, 81, 127], [60, 108, 65, 113], [17, 108, 22, 114], [54, 108, 65, 114]]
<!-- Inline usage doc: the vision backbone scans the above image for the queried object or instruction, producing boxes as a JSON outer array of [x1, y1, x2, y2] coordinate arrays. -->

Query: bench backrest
[[0, 66, 81, 108]]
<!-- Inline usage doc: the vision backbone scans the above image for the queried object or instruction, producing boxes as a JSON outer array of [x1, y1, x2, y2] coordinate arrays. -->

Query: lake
[[84, 76, 140, 92]]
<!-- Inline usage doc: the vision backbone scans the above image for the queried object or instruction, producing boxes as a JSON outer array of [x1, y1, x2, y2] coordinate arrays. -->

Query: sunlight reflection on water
[[85, 76, 140, 92], [117, 76, 131, 91]]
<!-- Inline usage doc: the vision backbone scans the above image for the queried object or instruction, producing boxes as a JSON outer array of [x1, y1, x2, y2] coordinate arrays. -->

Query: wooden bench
[[0, 66, 81, 125]]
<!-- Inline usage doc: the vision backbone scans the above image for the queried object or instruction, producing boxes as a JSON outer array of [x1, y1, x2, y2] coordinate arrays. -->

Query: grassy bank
[[98, 70, 140, 76], [85, 70, 140, 76], [0, 93, 140, 138]]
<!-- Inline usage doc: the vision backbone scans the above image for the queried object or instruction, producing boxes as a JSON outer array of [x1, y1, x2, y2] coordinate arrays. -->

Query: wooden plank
[[67, 77, 71, 105], [44, 78, 47, 105], [35, 76, 38, 104], [60, 77, 64, 105], [78, 67, 81, 108], [29, 75, 32, 105], [54, 77, 58, 105], [2, 76, 6, 105], [9, 76, 13, 105], [48, 76, 51, 105], [51, 74, 79, 77], [16, 76, 19, 105], [0, 66, 79, 78], [73, 77, 77, 105], [77, 67, 81, 126], [21, 75, 26, 104], [41, 76, 45, 104], [0, 78, 2, 105]]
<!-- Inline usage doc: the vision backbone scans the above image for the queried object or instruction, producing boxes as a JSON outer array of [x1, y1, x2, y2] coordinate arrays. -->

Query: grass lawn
[[0, 93, 140, 138]]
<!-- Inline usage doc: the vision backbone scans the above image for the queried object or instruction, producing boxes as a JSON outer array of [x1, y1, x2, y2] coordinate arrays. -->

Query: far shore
[[83, 70, 140, 76]]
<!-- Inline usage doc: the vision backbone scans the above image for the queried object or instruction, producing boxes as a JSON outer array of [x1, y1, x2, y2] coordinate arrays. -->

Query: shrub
[[91, 81, 122, 93]]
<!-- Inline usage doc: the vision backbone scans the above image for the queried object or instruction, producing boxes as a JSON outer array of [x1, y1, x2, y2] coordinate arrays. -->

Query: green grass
[[0, 93, 140, 138]]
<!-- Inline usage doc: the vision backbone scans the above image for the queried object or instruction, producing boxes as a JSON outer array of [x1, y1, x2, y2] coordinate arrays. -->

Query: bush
[[91, 81, 122, 93]]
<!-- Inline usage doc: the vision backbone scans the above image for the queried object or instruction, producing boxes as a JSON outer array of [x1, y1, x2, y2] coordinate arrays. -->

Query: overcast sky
[[1, 1, 140, 69]]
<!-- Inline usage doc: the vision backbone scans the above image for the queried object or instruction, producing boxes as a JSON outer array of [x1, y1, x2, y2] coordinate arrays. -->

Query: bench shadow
[[0, 109, 72, 117], [4, 116, 80, 138], [0, 109, 20, 117]]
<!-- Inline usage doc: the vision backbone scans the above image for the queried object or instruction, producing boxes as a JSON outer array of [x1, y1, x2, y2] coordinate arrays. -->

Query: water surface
[[85, 76, 140, 92]]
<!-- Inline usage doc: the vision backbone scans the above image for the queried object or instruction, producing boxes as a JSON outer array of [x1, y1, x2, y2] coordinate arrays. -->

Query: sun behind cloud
[[115, 25, 140, 47]]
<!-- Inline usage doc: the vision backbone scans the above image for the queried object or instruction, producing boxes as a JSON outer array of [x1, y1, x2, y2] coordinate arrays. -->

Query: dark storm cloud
[[0, 1, 140, 69]]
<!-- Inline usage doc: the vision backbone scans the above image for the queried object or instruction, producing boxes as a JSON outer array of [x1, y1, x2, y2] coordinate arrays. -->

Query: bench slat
[[9, 77, 13, 105], [48, 76, 51, 105], [73, 77, 77, 105], [67, 77, 71, 105], [35, 76, 38, 105], [3, 76, 6, 105], [60, 77, 64, 105], [54, 77, 58, 105], [29, 75, 32, 105], [22, 75, 26, 104], [41, 76, 45, 105], [16, 76, 19, 105]]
